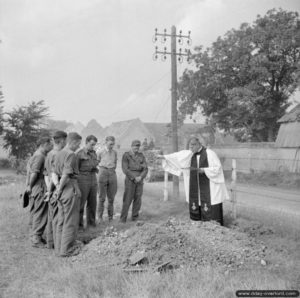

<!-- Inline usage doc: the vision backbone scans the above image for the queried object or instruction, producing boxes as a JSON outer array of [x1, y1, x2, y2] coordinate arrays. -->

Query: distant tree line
[[0, 95, 71, 164], [0, 100, 50, 160], [0, 87, 4, 136], [0, 94, 74, 173]]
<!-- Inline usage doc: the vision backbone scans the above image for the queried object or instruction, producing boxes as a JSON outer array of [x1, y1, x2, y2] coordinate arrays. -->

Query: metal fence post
[[163, 171, 169, 201], [231, 159, 237, 220]]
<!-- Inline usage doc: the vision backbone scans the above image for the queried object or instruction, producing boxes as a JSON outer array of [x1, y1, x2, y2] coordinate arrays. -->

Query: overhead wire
[[153, 95, 171, 122], [105, 70, 171, 120]]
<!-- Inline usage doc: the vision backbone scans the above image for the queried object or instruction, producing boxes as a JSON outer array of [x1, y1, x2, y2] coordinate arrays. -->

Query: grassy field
[[0, 173, 299, 298]]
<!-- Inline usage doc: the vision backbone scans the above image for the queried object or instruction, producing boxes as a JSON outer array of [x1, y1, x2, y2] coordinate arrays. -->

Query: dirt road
[[233, 183, 300, 216], [116, 171, 300, 216]]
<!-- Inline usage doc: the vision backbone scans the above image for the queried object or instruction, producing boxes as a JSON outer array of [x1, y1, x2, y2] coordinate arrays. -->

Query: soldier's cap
[[53, 130, 67, 139], [131, 140, 141, 147]]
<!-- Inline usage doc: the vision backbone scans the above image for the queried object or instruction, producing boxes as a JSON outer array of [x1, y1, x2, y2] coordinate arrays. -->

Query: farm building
[[144, 122, 216, 152], [103, 118, 155, 149], [101, 118, 230, 152], [65, 121, 85, 134], [276, 104, 300, 148], [80, 119, 104, 142]]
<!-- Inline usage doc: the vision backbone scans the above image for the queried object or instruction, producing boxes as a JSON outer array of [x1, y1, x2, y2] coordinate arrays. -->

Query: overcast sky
[[0, 0, 299, 127]]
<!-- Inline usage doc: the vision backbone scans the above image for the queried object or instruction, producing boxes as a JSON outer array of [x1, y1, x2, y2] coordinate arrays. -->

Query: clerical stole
[[189, 147, 223, 225]]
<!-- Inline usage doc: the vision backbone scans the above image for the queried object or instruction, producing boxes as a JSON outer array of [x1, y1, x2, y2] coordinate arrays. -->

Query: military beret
[[67, 132, 82, 141], [106, 136, 115, 142], [37, 135, 52, 146], [53, 130, 67, 139], [131, 140, 141, 146]]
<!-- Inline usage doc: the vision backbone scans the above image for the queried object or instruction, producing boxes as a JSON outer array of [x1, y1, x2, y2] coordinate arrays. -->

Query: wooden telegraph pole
[[171, 26, 179, 199], [153, 26, 191, 200]]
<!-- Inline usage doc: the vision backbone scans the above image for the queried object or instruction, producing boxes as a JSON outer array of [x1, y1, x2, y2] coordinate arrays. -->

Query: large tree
[[178, 9, 300, 141], [0, 87, 4, 135], [3, 100, 50, 159]]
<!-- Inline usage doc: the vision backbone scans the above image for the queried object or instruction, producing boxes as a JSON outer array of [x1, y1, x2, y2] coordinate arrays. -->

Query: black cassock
[[189, 147, 223, 225]]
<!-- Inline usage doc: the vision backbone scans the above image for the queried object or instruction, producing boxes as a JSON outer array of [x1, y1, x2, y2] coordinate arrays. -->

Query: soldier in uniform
[[44, 131, 67, 249], [97, 136, 117, 223], [76, 135, 99, 228], [120, 140, 148, 222], [26, 135, 53, 247], [54, 132, 82, 257]]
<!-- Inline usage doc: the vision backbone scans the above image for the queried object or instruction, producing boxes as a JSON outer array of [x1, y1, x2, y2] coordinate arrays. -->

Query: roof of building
[[81, 119, 104, 140], [65, 121, 85, 134], [75, 118, 237, 147], [144, 122, 208, 143], [275, 121, 300, 147], [278, 104, 300, 123], [103, 118, 146, 139]]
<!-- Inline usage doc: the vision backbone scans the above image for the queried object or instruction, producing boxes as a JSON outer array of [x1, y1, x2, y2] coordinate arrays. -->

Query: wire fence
[[157, 155, 300, 221], [223, 157, 300, 220], [220, 156, 300, 173], [229, 188, 300, 203]]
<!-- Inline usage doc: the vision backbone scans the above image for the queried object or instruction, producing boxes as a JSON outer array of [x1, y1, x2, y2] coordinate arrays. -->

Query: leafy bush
[[144, 149, 166, 182], [0, 158, 11, 169], [146, 168, 173, 182], [8, 156, 29, 175], [3, 100, 50, 159]]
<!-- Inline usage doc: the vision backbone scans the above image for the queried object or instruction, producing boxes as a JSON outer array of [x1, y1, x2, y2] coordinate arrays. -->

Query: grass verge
[[0, 177, 299, 297]]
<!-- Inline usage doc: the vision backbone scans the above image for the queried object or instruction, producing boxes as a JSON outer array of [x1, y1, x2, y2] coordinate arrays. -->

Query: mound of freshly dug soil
[[71, 218, 267, 271]]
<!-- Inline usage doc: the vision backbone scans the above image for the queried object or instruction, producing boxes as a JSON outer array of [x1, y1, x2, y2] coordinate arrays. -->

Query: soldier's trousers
[[29, 179, 48, 241], [46, 196, 59, 249], [78, 174, 97, 227], [97, 168, 117, 220], [55, 182, 80, 256], [120, 177, 143, 222]]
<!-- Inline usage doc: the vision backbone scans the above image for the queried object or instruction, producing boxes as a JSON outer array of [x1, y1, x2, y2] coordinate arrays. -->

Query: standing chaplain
[[120, 140, 148, 223], [159, 137, 229, 225]]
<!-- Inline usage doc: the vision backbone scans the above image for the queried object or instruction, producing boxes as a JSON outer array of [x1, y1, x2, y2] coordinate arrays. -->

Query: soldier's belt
[[79, 171, 96, 175], [99, 166, 114, 169]]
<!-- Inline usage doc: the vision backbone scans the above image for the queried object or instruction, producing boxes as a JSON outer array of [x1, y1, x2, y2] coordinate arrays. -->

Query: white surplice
[[162, 149, 229, 204]]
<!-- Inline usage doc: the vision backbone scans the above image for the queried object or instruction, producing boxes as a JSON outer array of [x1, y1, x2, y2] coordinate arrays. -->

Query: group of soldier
[[26, 131, 148, 257]]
